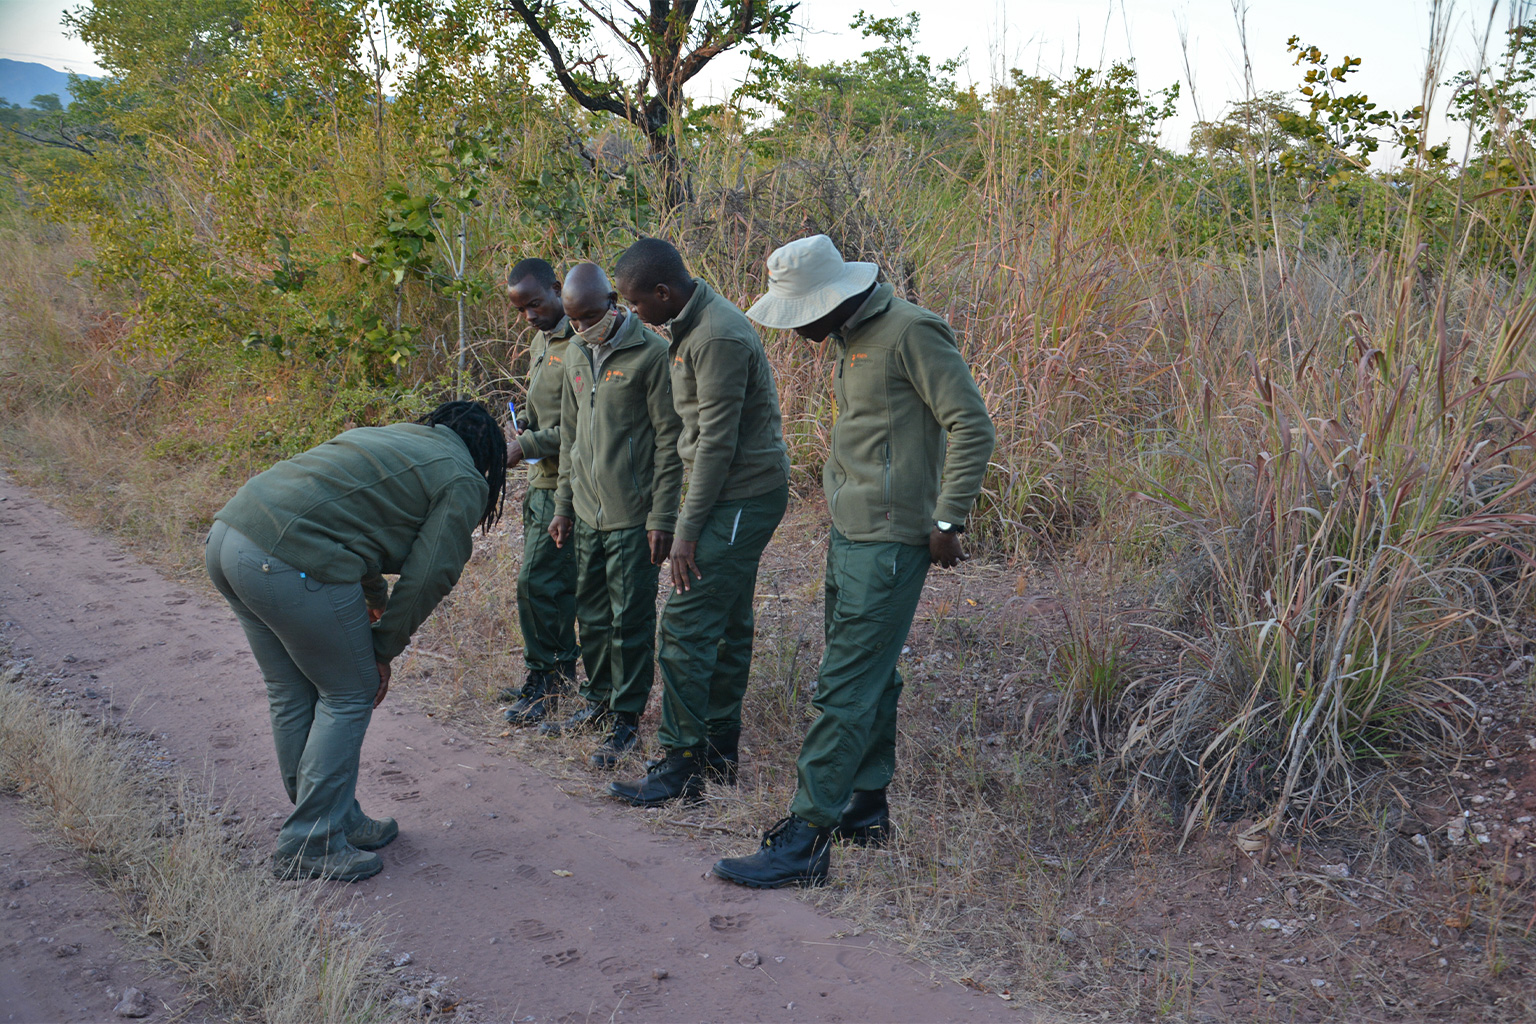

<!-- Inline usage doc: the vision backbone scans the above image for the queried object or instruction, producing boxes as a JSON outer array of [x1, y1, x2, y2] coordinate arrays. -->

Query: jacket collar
[[666, 277, 711, 342], [546, 316, 574, 341], [832, 283, 894, 343]]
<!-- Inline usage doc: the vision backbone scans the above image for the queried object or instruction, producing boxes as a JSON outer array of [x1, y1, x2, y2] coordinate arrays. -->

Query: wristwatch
[[935, 520, 964, 535]]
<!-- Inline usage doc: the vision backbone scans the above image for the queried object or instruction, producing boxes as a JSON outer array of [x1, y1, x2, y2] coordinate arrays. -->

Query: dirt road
[[0, 473, 1029, 1023]]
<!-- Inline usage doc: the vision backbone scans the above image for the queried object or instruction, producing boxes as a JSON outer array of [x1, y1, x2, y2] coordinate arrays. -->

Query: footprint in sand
[[597, 956, 640, 977], [610, 979, 663, 1010], [469, 848, 506, 863], [834, 947, 876, 981], [514, 919, 563, 942], [512, 864, 541, 882], [541, 949, 580, 967], [165, 598, 189, 606], [413, 864, 449, 882], [209, 734, 237, 750], [708, 913, 751, 932], [390, 790, 421, 802]]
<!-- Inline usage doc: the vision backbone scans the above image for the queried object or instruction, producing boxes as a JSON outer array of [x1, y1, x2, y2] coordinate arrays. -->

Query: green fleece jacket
[[826, 284, 995, 545], [556, 310, 684, 532], [214, 423, 489, 662], [666, 279, 791, 542], [516, 317, 575, 490]]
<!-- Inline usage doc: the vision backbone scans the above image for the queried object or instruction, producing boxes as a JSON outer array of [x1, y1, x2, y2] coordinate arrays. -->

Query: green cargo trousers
[[205, 520, 379, 858], [790, 529, 931, 829], [517, 486, 578, 672], [656, 484, 788, 750], [574, 519, 660, 716]]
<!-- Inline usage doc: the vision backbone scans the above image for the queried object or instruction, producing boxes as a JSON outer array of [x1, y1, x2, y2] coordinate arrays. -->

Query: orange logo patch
[[603, 369, 626, 382], [549, 355, 562, 364], [849, 352, 869, 364]]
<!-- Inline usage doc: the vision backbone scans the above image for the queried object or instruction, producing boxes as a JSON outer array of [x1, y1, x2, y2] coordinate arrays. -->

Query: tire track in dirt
[[0, 475, 1028, 1023]]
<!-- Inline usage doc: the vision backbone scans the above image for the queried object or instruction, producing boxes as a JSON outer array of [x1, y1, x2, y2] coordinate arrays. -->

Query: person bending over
[[713, 235, 995, 889], [547, 262, 683, 768], [207, 401, 506, 881]]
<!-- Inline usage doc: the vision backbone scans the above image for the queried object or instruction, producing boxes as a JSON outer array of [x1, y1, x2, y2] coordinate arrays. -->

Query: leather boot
[[705, 729, 739, 786], [589, 711, 639, 768], [555, 660, 579, 687], [831, 788, 890, 847], [712, 815, 832, 888], [503, 671, 559, 726], [608, 747, 704, 806], [538, 697, 610, 737]]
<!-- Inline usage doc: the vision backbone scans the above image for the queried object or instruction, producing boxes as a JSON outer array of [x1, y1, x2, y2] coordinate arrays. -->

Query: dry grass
[[0, 651, 399, 1024]]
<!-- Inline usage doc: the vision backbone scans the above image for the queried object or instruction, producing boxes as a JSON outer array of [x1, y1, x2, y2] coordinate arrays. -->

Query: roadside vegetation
[[4, 0, 1536, 1018], [0, 647, 398, 1023]]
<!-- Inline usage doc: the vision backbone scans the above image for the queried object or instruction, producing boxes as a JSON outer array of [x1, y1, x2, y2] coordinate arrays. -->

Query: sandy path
[[0, 473, 1027, 1023]]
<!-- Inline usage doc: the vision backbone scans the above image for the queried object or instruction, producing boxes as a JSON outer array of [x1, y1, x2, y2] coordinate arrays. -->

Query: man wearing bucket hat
[[712, 234, 995, 888]]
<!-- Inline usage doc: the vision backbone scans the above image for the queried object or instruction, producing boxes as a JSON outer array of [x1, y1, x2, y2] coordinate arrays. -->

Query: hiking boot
[[712, 815, 832, 889], [705, 729, 740, 786], [831, 788, 890, 848], [272, 846, 382, 882], [503, 670, 561, 726], [555, 660, 580, 687], [538, 697, 611, 737], [608, 747, 704, 806], [589, 711, 639, 768], [346, 814, 399, 852]]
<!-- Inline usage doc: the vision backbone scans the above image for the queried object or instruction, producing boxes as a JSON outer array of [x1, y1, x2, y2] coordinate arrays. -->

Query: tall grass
[[0, 657, 395, 1022]]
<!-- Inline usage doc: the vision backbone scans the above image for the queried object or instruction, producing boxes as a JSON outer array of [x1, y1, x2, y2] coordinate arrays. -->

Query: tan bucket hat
[[745, 234, 879, 329]]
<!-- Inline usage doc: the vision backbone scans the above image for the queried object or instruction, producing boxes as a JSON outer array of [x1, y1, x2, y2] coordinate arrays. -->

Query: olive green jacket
[[516, 317, 575, 490], [666, 279, 791, 542], [556, 311, 684, 533], [214, 424, 489, 662], [826, 284, 995, 545]]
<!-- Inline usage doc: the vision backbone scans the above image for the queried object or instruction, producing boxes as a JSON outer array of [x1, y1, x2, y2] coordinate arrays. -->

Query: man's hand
[[929, 527, 966, 569], [648, 530, 674, 565], [367, 607, 383, 624], [549, 515, 573, 548], [669, 538, 702, 592], [505, 437, 525, 470], [374, 660, 392, 708]]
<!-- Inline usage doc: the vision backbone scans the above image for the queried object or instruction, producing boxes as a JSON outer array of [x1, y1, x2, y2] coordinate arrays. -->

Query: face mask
[[576, 308, 618, 347]]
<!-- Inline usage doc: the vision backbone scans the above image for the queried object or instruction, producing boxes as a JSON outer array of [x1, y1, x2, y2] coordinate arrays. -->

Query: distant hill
[[0, 59, 90, 108]]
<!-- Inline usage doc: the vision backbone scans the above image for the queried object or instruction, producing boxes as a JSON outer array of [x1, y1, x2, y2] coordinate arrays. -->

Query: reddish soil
[[0, 794, 190, 1023], [0, 473, 1031, 1023]]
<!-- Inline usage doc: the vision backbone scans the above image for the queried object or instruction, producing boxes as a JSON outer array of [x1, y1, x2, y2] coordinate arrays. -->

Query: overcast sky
[[0, 0, 1525, 158]]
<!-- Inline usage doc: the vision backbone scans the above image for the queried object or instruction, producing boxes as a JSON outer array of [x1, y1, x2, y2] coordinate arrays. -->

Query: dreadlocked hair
[[420, 400, 507, 532]]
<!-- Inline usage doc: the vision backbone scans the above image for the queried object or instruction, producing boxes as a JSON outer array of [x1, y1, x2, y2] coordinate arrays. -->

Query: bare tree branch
[[504, 0, 634, 122], [8, 124, 97, 155]]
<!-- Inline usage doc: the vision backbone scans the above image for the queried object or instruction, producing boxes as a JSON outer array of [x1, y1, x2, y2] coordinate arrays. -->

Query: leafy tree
[[30, 93, 63, 112], [761, 12, 961, 137], [503, 0, 796, 206]]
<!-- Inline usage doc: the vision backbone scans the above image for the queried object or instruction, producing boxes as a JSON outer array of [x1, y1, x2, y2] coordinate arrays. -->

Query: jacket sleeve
[[897, 318, 996, 527], [361, 572, 389, 612], [371, 476, 485, 662], [554, 360, 578, 519], [517, 421, 560, 461], [645, 349, 684, 534], [674, 337, 751, 542]]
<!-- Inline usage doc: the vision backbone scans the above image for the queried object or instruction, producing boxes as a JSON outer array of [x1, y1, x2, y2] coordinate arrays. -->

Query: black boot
[[589, 711, 639, 768], [555, 660, 579, 688], [503, 671, 560, 726], [704, 729, 739, 786], [538, 697, 610, 737], [831, 788, 890, 847], [712, 815, 833, 888], [608, 747, 704, 806]]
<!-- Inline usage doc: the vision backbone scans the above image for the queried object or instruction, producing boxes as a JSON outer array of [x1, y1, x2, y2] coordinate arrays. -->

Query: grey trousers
[[206, 520, 380, 857]]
